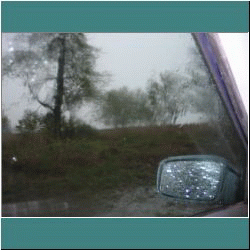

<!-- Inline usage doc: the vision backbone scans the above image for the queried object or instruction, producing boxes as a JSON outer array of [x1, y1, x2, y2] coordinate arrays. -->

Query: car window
[[1, 33, 247, 217]]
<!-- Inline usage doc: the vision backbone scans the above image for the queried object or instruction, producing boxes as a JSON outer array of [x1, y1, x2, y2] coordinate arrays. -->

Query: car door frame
[[192, 33, 248, 215]]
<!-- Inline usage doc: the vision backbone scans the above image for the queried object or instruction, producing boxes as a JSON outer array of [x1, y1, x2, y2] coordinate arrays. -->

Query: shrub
[[62, 118, 98, 139], [16, 110, 42, 134]]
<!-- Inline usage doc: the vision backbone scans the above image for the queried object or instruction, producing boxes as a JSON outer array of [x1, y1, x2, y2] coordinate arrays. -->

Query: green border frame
[[1, 1, 249, 32], [1, 1, 249, 249], [2, 218, 249, 249]]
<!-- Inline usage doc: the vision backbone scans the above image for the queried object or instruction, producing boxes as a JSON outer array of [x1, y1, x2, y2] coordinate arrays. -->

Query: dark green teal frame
[[1, 1, 249, 249], [1, 1, 249, 32]]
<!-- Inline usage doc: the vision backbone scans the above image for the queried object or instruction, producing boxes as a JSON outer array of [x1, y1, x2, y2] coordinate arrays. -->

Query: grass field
[[2, 123, 245, 204]]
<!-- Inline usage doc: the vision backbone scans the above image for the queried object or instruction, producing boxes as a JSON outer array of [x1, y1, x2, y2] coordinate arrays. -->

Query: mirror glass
[[159, 160, 223, 200]]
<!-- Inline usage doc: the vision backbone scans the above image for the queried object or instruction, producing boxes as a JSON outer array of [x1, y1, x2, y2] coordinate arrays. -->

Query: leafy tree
[[186, 46, 230, 125], [146, 45, 229, 126], [133, 89, 154, 125], [147, 71, 189, 125], [16, 110, 41, 133], [2, 112, 11, 133], [100, 87, 153, 128], [39, 112, 55, 134], [100, 87, 135, 128], [3, 33, 106, 137]]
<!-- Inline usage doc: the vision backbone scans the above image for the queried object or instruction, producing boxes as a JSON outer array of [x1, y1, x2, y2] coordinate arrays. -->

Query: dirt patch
[[2, 185, 222, 217], [96, 186, 223, 217]]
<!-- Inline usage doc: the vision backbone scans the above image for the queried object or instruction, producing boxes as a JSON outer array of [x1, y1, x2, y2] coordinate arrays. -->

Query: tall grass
[[2, 123, 243, 203]]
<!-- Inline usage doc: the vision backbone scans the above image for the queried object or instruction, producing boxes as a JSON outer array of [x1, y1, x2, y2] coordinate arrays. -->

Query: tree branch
[[27, 82, 54, 112], [36, 98, 54, 112]]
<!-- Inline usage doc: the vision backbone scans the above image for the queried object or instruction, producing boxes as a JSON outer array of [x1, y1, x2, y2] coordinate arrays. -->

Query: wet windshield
[[1, 33, 247, 217]]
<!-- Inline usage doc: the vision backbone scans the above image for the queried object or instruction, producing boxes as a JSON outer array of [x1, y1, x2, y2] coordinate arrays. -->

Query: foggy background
[[2, 33, 197, 130], [1, 33, 248, 130]]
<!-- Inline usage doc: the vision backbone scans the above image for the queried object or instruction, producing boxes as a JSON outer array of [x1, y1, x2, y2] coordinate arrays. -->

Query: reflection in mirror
[[159, 160, 223, 201]]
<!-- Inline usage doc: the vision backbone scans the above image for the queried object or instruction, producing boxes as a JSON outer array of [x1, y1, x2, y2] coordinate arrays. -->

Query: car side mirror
[[156, 155, 240, 205]]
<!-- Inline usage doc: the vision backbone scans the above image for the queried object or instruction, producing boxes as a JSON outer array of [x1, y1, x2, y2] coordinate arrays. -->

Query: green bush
[[61, 118, 98, 139]]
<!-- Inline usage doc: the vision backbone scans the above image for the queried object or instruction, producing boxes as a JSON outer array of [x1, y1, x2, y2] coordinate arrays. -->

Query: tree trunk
[[54, 34, 66, 137]]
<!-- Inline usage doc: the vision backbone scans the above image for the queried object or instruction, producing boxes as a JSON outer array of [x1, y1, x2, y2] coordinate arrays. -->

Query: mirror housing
[[157, 155, 240, 205]]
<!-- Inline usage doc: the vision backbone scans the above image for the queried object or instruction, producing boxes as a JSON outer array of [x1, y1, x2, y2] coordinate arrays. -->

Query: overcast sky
[[86, 33, 193, 90], [1, 33, 248, 129], [1, 33, 195, 128], [218, 33, 249, 114]]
